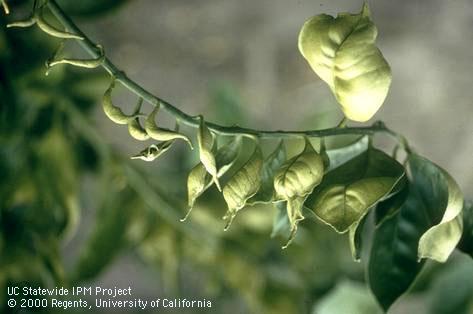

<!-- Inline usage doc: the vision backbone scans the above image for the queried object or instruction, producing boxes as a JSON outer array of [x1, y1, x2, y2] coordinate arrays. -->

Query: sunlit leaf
[[298, 3, 392, 122], [222, 144, 263, 230], [249, 140, 287, 205], [306, 148, 405, 233], [273, 138, 324, 247]]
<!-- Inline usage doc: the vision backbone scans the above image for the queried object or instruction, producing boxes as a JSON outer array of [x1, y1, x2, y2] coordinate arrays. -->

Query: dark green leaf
[[368, 194, 427, 311], [368, 153, 464, 310], [409, 154, 464, 262], [458, 201, 473, 258], [375, 182, 408, 227]]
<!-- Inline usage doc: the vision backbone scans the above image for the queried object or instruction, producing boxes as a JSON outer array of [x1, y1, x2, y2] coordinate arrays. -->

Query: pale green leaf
[[298, 3, 392, 122], [306, 148, 405, 233], [274, 138, 324, 200], [273, 138, 324, 247], [222, 145, 263, 230], [184, 137, 242, 220], [197, 116, 221, 191], [144, 107, 193, 147], [248, 140, 287, 205]]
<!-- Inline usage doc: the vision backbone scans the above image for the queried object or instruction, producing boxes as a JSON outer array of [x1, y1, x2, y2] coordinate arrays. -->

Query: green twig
[[43, 0, 407, 145]]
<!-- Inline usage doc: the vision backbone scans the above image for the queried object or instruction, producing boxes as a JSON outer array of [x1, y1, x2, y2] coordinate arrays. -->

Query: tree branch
[[45, 0, 401, 141]]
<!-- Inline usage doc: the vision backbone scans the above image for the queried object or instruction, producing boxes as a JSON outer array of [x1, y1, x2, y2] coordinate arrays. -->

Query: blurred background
[[1, 0, 472, 313]]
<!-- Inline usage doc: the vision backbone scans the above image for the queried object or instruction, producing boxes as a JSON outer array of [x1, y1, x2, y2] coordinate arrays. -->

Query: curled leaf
[[46, 44, 105, 70], [298, 3, 391, 122], [36, 5, 84, 40], [197, 116, 220, 191], [145, 107, 193, 149], [7, 16, 36, 28], [348, 213, 368, 262], [130, 141, 174, 162], [248, 140, 287, 205], [1, 0, 9, 14], [127, 99, 149, 141], [273, 138, 324, 247], [409, 154, 464, 262], [222, 143, 263, 230], [306, 148, 405, 233], [184, 137, 242, 221], [102, 80, 136, 124], [368, 154, 464, 310]]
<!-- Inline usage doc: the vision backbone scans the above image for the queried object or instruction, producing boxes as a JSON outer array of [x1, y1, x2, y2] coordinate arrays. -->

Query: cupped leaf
[[145, 107, 193, 148], [458, 201, 473, 258], [222, 143, 263, 230], [408, 154, 464, 262], [306, 148, 405, 233], [273, 138, 324, 247], [298, 3, 392, 122], [184, 137, 242, 220], [248, 140, 287, 205], [197, 116, 221, 191]]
